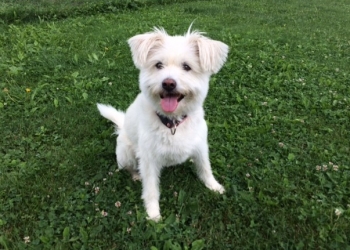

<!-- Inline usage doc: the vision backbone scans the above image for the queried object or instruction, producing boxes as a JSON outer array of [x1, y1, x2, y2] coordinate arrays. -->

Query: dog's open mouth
[[159, 92, 185, 113]]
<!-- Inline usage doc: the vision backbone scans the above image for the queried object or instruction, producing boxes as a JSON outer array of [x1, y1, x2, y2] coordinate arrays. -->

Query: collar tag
[[170, 122, 177, 135], [156, 113, 187, 135]]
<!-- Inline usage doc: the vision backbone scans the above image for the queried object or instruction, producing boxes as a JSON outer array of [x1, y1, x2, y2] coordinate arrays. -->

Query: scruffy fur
[[97, 27, 228, 221]]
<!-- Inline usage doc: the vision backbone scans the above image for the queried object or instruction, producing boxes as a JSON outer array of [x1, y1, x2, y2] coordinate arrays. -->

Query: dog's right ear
[[186, 29, 229, 74], [128, 29, 165, 69]]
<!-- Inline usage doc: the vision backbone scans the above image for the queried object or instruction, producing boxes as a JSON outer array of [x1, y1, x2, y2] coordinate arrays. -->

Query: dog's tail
[[97, 103, 125, 132]]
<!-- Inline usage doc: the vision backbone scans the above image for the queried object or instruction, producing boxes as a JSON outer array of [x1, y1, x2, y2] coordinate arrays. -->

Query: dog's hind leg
[[116, 133, 140, 181], [117, 157, 140, 181], [128, 166, 141, 181]]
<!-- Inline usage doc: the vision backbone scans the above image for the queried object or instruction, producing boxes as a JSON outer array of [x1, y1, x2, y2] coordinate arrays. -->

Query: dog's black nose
[[162, 78, 176, 91]]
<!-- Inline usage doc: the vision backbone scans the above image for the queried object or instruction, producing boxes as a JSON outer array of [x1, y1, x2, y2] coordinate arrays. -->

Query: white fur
[[97, 27, 228, 221], [96, 104, 124, 132]]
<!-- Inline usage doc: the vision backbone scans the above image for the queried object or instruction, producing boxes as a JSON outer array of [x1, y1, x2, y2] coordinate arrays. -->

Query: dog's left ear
[[190, 35, 229, 74], [128, 29, 165, 69]]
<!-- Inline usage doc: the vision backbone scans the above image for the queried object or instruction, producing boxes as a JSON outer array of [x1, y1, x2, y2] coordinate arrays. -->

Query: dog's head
[[128, 27, 228, 117]]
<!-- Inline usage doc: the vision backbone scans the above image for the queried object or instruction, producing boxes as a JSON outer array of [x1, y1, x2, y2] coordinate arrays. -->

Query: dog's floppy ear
[[128, 28, 165, 69], [189, 33, 229, 74]]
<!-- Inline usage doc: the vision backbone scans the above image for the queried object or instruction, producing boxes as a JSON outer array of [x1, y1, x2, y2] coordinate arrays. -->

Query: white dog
[[97, 26, 228, 221]]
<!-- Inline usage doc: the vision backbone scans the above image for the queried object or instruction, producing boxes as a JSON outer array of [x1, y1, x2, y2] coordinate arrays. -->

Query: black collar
[[156, 113, 187, 135]]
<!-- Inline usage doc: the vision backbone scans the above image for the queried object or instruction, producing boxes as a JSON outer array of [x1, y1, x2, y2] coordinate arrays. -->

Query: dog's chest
[[145, 128, 199, 166]]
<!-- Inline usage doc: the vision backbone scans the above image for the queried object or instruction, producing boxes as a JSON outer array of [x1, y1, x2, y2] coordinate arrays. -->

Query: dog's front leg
[[139, 158, 162, 221], [193, 145, 225, 194]]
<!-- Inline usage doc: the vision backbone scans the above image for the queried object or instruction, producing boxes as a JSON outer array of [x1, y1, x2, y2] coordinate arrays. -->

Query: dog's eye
[[155, 62, 163, 69], [182, 63, 191, 71]]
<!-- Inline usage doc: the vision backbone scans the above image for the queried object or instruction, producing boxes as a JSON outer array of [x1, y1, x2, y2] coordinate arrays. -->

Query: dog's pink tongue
[[161, 96, 178, 113]]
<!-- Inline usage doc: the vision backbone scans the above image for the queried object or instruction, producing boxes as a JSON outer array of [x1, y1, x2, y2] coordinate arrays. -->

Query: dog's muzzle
[[159, 78, 185, 113]]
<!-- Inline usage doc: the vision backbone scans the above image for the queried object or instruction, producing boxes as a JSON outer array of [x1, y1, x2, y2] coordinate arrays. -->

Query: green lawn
[[1, 0, 350, 249]]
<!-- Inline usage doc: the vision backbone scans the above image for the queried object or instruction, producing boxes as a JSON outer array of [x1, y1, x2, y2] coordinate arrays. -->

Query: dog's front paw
[[147, 214, 162, 222], [206, 181, 225, 194], [145, 200, 162, 222], [215, 184, 225, 194], [146, 208, 162, 222]]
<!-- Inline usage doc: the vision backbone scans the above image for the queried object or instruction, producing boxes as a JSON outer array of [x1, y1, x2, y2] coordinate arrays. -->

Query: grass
[[0, 0, 350, 249], [0, 0, 194, 24]]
